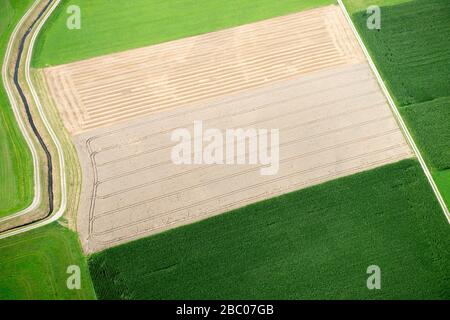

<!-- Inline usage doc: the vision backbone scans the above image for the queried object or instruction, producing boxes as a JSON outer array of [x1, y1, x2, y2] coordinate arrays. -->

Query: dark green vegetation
[[434, 169, 450, 208], [89, 160, 450, 299], [347, 0, 450, 203], [33, 0, 335, 67], [0, 223, 96, 299], [0, 0, 34, 217]]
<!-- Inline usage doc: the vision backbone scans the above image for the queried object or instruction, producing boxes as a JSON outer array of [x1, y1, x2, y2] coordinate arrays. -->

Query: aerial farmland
[[0, 0, 449, 304], [43, 5, 412, 252]]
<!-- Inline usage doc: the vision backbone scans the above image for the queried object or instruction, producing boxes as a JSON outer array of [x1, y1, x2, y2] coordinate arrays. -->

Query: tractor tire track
[[13, 0, 55, 217]]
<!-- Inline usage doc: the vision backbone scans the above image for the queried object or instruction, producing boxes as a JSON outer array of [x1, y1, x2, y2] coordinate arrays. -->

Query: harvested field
[[44, 5, 363, 134], [88, 159, 450, 299], [42, 5, 413, 252], [0, 223, 95, 299]]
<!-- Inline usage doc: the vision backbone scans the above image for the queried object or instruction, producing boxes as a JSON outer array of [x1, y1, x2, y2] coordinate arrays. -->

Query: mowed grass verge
[[0, 0, 34, 217], [346, 0, 450, 205], [89, 160, 450, 299], [0, 223, 96, 300], [32, 0, 335, 67]]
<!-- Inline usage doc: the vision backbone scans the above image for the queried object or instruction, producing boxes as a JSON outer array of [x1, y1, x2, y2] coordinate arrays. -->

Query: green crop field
[[89, 160, 450, 300], [0, 0, 34, 217], [346, 0, 450, 206], [434, 169, 450, 208], [0, 223, 96, 299], [33, 0, 335, 67]]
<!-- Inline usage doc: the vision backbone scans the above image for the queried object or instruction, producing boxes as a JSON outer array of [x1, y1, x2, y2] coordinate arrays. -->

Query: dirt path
[[76, 62, 411, 252]]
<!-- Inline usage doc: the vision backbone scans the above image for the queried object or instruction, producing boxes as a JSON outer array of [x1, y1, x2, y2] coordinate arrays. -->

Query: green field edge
[[0, 222, 96, 300]]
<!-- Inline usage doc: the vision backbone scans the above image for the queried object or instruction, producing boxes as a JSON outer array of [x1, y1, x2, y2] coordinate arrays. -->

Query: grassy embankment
[[0, 222, 96, 300]]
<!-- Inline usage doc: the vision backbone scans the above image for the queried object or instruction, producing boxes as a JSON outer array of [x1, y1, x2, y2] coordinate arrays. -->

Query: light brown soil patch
[[74, 63, 411, 252], [42, 5, 412, 252]]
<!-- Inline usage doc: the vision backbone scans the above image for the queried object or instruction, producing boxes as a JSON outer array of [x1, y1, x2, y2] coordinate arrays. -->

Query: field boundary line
[[338, 0, 450, 223], [0, 0, 65, 239]]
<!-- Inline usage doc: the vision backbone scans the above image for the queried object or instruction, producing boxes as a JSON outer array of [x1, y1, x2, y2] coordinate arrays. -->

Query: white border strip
[[338, 0, 450, 223], [0, 0, 65, 239]]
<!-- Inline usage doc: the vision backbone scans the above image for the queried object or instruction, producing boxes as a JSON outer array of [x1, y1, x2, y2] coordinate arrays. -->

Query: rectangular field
[[33, 0, 335, 67], [88, 159, 450, 299], [42, 5, 413, 252], [0, 223, 95, 299]]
